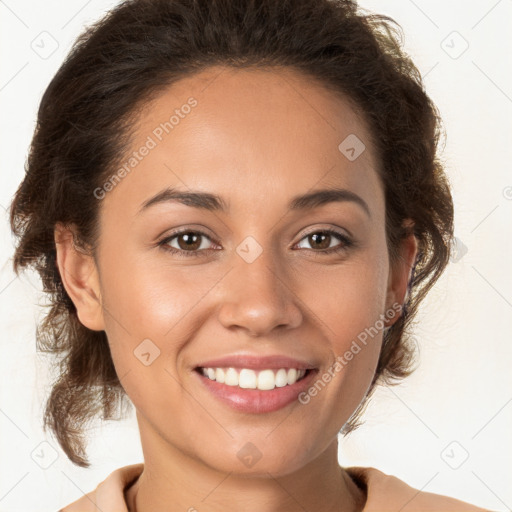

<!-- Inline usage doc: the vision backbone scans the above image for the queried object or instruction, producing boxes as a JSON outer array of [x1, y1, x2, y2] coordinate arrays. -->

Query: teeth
[[275, 368, 288, 387], [216, 368, 225, 384], [200, 367, 307, 390], [225, 367, 238, 386], [239, 369, 257, 389], [287, 368, 297, 385], [257, 369, 276, 390]]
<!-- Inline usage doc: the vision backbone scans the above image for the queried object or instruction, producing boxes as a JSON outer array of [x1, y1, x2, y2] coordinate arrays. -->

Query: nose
[[216, 245, 303, 337]]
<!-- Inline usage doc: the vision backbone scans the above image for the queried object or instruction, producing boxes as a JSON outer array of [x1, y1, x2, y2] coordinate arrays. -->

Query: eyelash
[[157, 228, 354, 258]]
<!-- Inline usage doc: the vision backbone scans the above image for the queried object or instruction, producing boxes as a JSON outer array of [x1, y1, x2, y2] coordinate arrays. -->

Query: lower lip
[[194, 369, 318, 413]]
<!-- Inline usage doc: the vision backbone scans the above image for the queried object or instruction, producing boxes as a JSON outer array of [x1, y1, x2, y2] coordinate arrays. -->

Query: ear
[[54, 222, 105, 331], [384, 219, 418, 327]]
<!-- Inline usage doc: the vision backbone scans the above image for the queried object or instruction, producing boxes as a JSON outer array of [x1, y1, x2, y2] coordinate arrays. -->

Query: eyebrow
[[138, 186, 371, 217]]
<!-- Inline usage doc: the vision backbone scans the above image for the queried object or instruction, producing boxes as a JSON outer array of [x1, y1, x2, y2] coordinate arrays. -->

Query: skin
[[55, 65, 418, 512]]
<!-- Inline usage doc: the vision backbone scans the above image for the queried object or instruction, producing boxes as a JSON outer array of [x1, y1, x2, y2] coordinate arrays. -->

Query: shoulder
[[345, 466, 494, 512], [59, 463, 143, 512]]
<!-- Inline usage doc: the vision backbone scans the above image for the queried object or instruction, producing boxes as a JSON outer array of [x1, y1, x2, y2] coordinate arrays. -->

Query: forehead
[[101, 65, 383, 220]]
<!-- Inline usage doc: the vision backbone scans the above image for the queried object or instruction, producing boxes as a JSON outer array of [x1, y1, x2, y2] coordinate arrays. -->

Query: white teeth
[[275, 368, 288, 388], [200, 367, 307, 390], [257, 369, 276, 390], [215, 368, 225, 383], [287, 368, 298, 385], [224, 367, 239, 386], [239, 369, 257, 389]]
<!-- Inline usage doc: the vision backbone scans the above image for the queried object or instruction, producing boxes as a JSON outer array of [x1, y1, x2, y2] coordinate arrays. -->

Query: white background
[[1, 0, 511, 510]]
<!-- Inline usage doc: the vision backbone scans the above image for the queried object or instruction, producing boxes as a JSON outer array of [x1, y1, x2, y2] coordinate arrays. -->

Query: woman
[[9, 0, 493, 510]]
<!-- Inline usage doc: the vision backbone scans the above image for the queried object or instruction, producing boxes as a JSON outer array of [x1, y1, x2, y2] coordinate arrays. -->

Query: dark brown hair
[[9, 0, 454, 467]]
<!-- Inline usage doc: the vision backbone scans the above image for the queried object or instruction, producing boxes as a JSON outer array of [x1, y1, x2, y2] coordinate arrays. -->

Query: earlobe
[[385, 221, 419, 326], [54, 222, 105, 331]]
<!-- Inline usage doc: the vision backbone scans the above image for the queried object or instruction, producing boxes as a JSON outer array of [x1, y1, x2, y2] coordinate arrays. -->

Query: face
[[57, 65, 416, 477]]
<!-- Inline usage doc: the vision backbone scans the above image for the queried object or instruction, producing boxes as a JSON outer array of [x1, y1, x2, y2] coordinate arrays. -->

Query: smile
[[198, 367, 308, 390], [194, 366, 318, 414]]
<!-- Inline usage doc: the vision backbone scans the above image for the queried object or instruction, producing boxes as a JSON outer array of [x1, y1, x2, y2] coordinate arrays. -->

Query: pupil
[[181, 232, 199, 249], [311, 232, 329, 249]]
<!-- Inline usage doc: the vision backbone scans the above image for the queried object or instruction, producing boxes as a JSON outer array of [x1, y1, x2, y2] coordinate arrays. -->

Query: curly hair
[[9, 0, 454, 467]]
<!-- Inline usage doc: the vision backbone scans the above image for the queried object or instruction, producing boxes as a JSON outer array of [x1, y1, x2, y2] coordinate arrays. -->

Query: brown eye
[[158, 228, 353, 259], [296, 229, 352, 254], [307, 232, 334, 250], [175, 232, 203, 251], [158, 229, 218, 258]]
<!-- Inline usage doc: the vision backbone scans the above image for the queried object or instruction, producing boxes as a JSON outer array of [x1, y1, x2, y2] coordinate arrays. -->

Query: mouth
[[195, 366, 312, 390], [193, 366, 319, 414]]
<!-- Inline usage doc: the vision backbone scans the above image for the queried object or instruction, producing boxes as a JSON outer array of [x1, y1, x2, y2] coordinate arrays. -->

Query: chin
[[201, 441, 314, 478]]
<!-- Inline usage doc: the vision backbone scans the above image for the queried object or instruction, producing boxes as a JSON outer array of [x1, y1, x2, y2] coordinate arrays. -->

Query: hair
[[9, 0, 454, 467]]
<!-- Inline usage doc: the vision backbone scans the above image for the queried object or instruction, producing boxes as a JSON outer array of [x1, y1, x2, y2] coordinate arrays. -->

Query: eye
[[157, 227, 354, 258], [294, 229, 353, 255], [158, 229, 218, 258]]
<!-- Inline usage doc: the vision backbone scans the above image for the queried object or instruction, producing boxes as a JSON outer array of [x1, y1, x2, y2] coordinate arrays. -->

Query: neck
[[126, 416, 366, 512]]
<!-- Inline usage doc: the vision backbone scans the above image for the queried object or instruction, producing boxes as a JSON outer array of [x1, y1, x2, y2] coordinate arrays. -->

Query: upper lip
[[195, 354, 318, 370]]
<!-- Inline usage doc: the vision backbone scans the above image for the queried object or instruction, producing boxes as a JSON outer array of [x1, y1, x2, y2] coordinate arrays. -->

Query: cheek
[[99, 248, 211, 335], [97, 249, 224, 380], [301, 250, 389, 342], [296, 247, 388, 406]]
